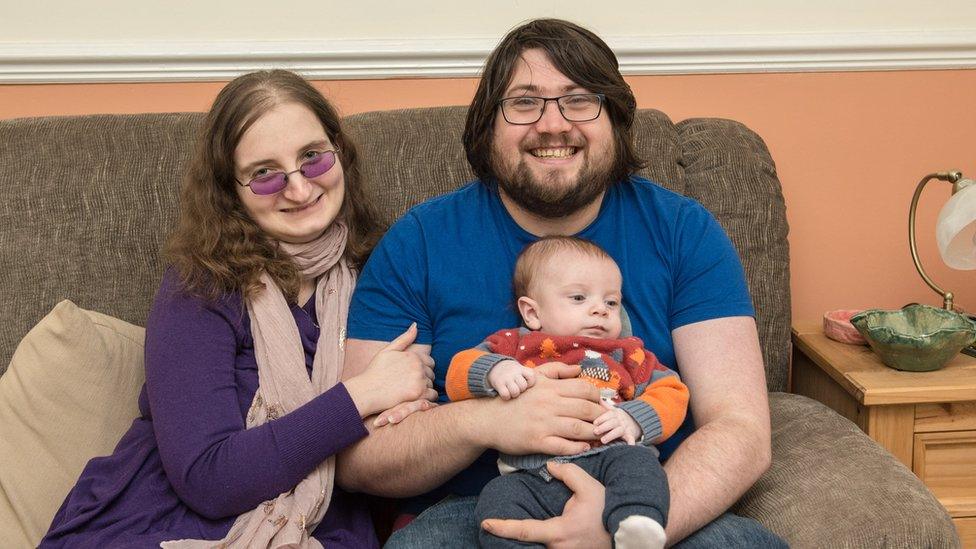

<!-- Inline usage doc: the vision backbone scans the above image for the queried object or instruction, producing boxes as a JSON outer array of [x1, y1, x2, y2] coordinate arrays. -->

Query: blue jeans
[[385, 496, 787, 548]]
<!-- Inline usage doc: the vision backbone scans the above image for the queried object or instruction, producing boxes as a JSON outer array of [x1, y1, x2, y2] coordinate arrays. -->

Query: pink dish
[[823, 309, 868, 345]]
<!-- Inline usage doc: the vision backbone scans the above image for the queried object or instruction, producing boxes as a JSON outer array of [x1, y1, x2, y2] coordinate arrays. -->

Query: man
[[338, 18, 785, 547]]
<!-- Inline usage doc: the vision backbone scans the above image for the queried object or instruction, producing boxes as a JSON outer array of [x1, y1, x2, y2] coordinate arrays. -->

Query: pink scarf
[[164, 221, 355, 548]]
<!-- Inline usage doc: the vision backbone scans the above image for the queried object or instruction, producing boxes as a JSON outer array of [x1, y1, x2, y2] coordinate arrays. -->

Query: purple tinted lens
[[299, 151, 337, 179], [249, 173, 288, 195]]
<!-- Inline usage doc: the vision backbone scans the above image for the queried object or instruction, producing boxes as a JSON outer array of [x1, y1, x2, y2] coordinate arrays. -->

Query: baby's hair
[[513, 236, 615, 299]]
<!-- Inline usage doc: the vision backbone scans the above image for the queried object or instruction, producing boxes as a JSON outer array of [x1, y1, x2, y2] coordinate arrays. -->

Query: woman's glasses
[[237, 150, 339, 196]]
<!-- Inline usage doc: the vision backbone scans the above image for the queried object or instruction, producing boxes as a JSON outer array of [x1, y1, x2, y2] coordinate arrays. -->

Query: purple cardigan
[[41, 271, 377, 548]]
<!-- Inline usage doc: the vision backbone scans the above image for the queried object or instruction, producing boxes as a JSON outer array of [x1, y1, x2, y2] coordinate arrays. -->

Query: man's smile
[[530, 146, 579, 158]]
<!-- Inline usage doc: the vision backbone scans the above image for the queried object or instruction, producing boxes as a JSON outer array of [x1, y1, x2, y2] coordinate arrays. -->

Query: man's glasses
[[237, 150, 339, 196], [497, 93, 605, 125]]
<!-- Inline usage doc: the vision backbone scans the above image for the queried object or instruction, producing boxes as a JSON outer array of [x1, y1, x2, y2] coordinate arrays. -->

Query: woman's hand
[[372, 398, 439, 427], [343, 323, 437, 418]]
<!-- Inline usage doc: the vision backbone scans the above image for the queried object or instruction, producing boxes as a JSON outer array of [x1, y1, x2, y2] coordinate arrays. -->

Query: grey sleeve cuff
[[619, 400, 663, 446], [468, 353, 513, 397]]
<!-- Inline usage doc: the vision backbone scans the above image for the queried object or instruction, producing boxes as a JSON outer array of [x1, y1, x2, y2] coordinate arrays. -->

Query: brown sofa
[[0, 107, 960, 547]]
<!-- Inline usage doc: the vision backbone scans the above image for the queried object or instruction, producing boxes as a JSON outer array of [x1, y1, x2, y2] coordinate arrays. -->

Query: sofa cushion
[[0, 300, 144, 546], [0, 113, 201, 374], [735, 393, 958, 547]]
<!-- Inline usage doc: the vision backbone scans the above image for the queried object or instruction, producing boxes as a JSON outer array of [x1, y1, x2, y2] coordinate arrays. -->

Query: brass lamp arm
[[909, 171, 961, 310]]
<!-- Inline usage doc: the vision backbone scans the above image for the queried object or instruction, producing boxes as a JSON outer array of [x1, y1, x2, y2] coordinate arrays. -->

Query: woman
[[41, 70, 436, 548]]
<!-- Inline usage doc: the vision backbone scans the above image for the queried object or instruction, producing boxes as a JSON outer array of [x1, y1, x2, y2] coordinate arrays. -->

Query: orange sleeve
[[446, 329, 523, 402], [445, 348, 488, 402], [635, 374, 689, 443]]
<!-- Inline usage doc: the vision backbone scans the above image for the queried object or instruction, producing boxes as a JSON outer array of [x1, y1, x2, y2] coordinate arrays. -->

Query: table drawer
[[913, 430, 976, 520], [916, 402, 976, 433], [956, 517, 976, 548]]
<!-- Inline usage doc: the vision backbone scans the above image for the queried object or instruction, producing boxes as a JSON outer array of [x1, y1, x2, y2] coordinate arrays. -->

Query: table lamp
[[908, 170, 976, 356]]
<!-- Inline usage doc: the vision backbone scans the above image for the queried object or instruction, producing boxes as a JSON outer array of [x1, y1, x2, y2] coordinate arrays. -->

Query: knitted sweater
[[446, 328, 689, 471]]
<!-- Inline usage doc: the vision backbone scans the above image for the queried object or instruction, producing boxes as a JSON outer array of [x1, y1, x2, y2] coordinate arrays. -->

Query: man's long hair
[[462, 19, 644, 184], [165, 70, 383, 302]]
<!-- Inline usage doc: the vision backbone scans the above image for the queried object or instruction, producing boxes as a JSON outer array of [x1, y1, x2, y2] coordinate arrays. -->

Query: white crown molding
[[1, 30, 975, 83]]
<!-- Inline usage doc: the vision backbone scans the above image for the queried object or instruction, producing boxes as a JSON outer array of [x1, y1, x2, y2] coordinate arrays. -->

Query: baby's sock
[[613, 515, 666, 549]]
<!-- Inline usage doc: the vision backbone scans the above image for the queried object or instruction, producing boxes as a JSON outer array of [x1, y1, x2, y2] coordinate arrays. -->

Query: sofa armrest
[[733, 393, 959, 548]]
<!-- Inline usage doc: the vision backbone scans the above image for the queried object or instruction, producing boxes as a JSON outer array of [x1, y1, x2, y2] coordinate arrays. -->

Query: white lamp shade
[[937, 180, 976, 269]]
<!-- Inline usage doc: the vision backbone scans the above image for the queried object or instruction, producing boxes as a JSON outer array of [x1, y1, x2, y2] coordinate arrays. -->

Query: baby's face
[[523, 252, 623, 338]]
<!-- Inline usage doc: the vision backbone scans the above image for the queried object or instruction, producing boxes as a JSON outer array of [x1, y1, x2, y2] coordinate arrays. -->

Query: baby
[[446, 236, 689, 549]]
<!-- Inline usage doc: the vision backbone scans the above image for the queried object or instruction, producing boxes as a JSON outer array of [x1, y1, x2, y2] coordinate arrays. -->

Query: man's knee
[[384, 496, 480, 549]]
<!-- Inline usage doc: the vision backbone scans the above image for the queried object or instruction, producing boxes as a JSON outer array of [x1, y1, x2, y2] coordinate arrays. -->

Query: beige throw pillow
[[0, 300, 145, 547]]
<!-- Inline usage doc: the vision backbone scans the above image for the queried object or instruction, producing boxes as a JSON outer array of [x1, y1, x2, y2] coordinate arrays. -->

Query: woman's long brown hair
[[165, 70, 383, 302]]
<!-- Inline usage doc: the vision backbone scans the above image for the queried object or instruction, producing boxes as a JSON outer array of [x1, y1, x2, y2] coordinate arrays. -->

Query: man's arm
[[663, 316, 771, 543], [336, 338, 605, 497], [337, 338, 482, 496]]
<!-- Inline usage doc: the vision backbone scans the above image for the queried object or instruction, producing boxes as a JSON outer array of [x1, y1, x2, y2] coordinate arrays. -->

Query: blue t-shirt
[[347, 176, 754, 508]]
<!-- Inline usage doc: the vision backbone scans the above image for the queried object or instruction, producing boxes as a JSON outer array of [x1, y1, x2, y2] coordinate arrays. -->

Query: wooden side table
[[791, 322, 976, 547]]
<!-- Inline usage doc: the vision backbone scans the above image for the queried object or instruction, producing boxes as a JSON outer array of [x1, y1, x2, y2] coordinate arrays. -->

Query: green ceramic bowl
[[849, 304, 976, 372]]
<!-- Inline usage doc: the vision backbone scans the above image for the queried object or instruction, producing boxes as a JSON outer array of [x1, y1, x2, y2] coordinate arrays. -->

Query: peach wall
[[2, 70, 974, 323]]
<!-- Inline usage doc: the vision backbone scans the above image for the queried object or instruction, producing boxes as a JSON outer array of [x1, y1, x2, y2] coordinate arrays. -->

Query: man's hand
[[487, 359, 537, 400], [592, 400, 642, 445], [481, 461, 611, 548], [477, 362, 605, 456]]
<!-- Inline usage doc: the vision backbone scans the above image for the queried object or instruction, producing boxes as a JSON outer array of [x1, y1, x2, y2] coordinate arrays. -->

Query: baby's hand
[[593, 400, 643, 445], [487, 360, 537, 400]]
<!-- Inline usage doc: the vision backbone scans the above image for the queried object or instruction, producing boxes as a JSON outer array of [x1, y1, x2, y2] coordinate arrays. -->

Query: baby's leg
[[588, 445, 669, 548], [475, 469, 572, 549]]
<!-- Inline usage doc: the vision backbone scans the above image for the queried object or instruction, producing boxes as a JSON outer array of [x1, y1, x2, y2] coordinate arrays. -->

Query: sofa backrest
[[0, 106, 790, 390]]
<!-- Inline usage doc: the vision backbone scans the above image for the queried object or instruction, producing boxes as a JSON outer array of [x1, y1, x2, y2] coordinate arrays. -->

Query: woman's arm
[[144, 284, 366, 519]]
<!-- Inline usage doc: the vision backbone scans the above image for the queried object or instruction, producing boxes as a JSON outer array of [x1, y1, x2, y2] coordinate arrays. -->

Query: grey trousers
[[474, 445, 668, 548]]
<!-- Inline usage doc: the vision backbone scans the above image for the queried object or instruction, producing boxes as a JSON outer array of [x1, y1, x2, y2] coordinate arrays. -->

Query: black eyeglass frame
[[496, 93, 606, 125]]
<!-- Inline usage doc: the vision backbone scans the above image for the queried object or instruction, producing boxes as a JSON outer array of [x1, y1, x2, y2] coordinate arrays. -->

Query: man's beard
[[491, 142, 615, 219]]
